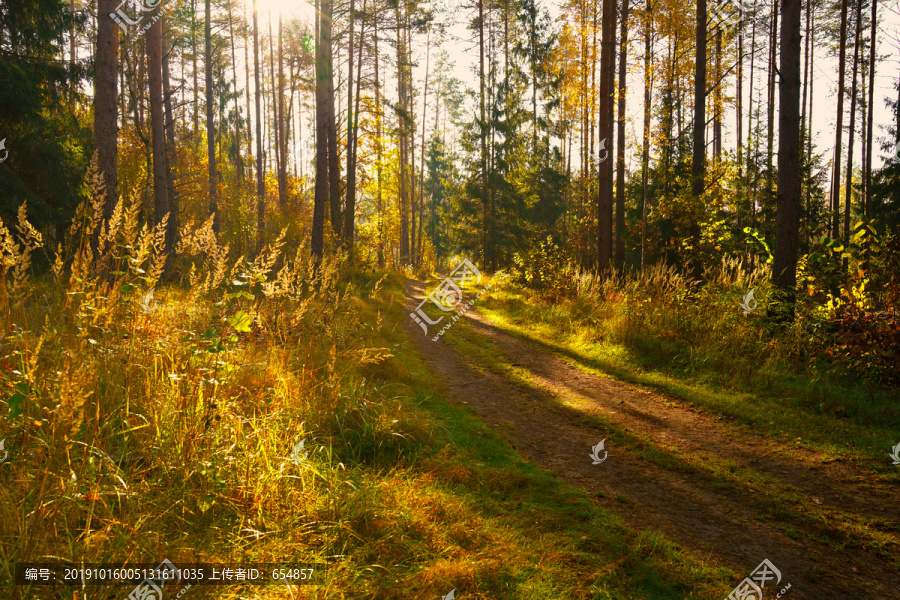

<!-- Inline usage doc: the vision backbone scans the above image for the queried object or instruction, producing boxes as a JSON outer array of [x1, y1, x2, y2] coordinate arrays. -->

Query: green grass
[[1, 259, 737, 600], [471, 273, 900, 470]]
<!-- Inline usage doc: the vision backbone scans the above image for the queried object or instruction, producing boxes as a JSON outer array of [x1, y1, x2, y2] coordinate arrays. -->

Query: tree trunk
[[324, 0, 341, 244], [312, 0, 328, 261], [345, 0, 366, 251], [192, 0, 198, 138], [418, 28, 431, 265], [831, 0, 849, 238], [641, 0, 652, 271], [162, 20, 178, 257], [277, 16, 287, 207], [345, 0, 356, 244], [94, 0, 119, 244], [205, 0, 218, 232], [844, 0, 862, 249], [149, 15, 169, 254], [228, 3, 243, 182], [615, 0, 629, 267], [690, 0, 706, 280], [478, 0, 487, 268], [374, 16, 385, 267], [772, 0, 802, 314], [597, 0, 614, 273], [254, 0, 265, 244], [864, 0, 876, 222], [766, 0, 778, 186], [244, 6, 253, 182]]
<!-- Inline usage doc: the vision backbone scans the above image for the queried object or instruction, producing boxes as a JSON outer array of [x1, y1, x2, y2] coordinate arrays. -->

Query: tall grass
[[0, 158, 417, 598]]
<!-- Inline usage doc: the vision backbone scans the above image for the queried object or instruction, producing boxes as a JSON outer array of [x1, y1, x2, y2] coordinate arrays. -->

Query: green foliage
[[511, 235, 574, 299]]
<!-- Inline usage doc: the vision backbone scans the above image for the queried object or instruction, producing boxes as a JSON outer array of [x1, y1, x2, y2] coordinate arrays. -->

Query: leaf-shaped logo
[[0, 138, 7, 163], [0, 438, 7, 463], [597, 138, 609, 163], [139, 288, 155, 313], [441, 589, 455, 600], [290, 439, 308, 465], [589, 439, 608, 465], [890, 442, 900, 465], [739, 288, 758, 314]]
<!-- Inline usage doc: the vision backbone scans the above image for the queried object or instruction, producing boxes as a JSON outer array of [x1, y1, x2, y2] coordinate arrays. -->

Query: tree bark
[[690, 0, 706, 280], [615, 0, 629, 267], [149, 15, 169, 252], [772, 0, 802, 312], [831, 0, 849, 238], [844, 0, 862, 248], [205, 0, 219, 232], [254, 0, 265, 244], [864, 0, 876, 222], [324, 0, 341, 244], [641, 0, 652, 271], [312, 0, 328, 261], [94, 0, 119, 244], [597, 0, 615, 273]]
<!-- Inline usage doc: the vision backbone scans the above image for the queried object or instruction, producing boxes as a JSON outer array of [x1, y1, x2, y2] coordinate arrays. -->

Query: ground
[[404, 279, 900, 600]]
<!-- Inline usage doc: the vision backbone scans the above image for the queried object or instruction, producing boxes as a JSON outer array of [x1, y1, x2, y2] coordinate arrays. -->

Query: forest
[[1, 0, 899, 596]]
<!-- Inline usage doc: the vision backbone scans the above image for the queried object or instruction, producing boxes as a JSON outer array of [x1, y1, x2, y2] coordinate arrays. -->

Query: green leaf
[[120, 283, 136, 293], [8, 393, 26, 420], [228, 311, 252, 333]]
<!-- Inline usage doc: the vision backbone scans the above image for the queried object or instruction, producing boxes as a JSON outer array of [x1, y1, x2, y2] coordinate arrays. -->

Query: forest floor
[[404, 279, 900, 600]]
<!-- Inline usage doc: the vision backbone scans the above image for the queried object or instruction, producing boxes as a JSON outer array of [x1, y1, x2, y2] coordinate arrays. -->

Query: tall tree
[[690, 0, 706, 280], [772, 0, 802, 314], [312, 0, 329, 260], [640, 0, 653, 270], [254, 0, 265, 243], [206, 0, 219, 231], [864, 0, 877, 221], [596, 0, 615, 272], [830, 0, 850, 237], [148, 15, 170, 256], [94, 0, 119, 242], [844, 0, 863, 247], [615, 0, 629, 266]]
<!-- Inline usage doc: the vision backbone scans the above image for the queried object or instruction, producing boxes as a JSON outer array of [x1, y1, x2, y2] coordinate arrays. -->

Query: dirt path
[[404, 279, 900, 600]]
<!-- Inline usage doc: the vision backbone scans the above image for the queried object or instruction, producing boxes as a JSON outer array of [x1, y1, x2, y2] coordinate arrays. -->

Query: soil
[[404, 279, 900, 600]]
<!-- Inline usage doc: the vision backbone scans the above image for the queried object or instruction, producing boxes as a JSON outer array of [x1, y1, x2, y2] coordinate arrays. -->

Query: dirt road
[[405, 280, 900, 600]]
